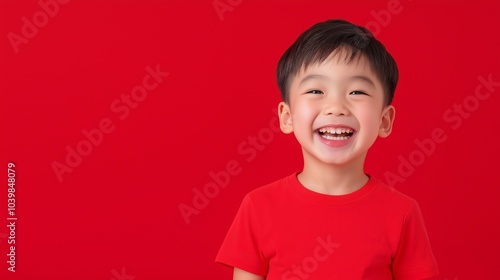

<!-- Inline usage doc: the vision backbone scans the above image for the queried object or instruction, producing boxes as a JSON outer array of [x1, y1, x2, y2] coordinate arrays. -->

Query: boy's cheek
[[294, 103, 319, 117]]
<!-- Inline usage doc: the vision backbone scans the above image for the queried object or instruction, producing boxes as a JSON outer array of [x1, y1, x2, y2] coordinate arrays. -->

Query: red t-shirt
[[216, 172, 439, 280]]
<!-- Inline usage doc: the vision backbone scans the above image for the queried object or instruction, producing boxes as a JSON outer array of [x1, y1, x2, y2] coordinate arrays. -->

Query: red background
[[1, 0, 499, 279]]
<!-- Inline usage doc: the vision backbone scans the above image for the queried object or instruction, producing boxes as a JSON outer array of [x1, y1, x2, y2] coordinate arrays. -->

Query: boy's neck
[[297, 153, 369, 196]]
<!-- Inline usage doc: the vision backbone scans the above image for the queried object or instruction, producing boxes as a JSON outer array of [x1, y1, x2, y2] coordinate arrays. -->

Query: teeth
[[321, 134, 349, 140], [318, 127, 354, 134]]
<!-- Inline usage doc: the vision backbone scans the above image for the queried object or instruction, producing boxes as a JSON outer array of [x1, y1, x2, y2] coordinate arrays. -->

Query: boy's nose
[[322, 95, 350, 116]]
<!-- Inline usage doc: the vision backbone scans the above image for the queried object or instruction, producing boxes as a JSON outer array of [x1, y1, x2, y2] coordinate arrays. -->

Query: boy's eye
[[349, 90, 367, 95], [306, 90, 323, 94]]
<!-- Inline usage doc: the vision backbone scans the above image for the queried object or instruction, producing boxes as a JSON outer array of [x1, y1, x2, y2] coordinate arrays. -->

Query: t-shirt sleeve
[[392, 201, 439, 280], [215, 194, 268, 276]]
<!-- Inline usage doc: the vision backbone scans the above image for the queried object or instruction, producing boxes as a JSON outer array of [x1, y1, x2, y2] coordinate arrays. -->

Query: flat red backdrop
[[1, 0, 499, 279]]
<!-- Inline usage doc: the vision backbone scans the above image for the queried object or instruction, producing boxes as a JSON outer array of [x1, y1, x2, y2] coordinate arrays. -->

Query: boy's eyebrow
[[349, 75, 376, 88], [298, 74, 330, 86], [298, 74, 376, 88]]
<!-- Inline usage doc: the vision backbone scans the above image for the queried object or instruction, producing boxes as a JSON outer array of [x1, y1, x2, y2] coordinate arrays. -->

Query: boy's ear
[[379, 105, 396, 138], [278, 102, 293, 134]]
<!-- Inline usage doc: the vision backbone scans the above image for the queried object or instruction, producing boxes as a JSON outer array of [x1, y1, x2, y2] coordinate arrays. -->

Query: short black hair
[[276, 19, 398, 106]]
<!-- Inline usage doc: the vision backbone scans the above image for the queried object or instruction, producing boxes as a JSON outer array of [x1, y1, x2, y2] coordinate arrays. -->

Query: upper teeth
[[318, 127, 353, 134]]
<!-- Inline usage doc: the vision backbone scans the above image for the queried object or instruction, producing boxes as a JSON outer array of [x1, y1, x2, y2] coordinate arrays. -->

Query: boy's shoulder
[[244, 173, 293, 200], [371, 176, 420, 209]]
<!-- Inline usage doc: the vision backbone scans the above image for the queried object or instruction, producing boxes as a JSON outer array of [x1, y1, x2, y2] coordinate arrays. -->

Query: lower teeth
[[321, 134, 349, 140]]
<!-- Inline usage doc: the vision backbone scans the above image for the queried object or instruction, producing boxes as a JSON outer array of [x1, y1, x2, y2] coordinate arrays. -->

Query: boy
[[216, 19, 439, 280]]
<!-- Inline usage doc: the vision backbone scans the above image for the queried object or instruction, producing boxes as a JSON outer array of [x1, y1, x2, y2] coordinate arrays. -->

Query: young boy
[[216, 19, 439, 280]]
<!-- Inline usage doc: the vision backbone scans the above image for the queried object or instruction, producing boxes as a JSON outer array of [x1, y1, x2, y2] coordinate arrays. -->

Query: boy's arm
[[233, 268, 264, 280], [392, 202, 439, 279]]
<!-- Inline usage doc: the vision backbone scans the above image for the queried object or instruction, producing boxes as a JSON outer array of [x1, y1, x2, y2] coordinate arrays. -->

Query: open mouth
[[317, 127, 355, 140]]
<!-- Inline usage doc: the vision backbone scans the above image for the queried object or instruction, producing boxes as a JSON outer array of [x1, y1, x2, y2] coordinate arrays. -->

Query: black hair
[[276, 19, 398, 106]]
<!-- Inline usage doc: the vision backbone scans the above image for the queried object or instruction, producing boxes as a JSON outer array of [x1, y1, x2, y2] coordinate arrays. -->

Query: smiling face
[[278, 49, 395, 168]]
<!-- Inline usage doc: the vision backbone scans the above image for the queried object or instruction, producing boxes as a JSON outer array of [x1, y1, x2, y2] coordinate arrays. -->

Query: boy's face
[[278, 51, 395, 166]]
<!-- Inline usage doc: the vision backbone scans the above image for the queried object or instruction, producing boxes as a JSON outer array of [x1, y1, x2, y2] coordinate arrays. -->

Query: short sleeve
[[215, 194, 268, 276], [392, 202, 439, 280]]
